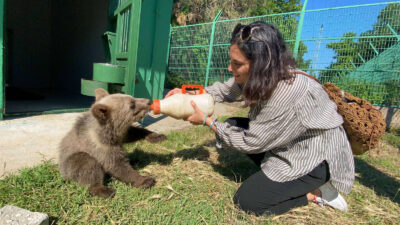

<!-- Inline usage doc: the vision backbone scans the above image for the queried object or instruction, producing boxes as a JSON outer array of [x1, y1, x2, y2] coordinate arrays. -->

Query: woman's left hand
[[185, 101, 206, 125]]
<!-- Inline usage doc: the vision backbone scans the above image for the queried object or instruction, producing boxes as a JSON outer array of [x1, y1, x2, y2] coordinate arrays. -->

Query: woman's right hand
[[165, 88, 182, 98]]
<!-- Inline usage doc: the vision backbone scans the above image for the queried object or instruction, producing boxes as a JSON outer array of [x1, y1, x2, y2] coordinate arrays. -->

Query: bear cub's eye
[[130, 101, 136, 109]]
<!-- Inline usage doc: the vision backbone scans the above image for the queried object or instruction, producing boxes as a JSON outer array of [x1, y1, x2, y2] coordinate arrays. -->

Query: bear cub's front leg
[[107, 155, 156, 189], [125, 126, 167, 143]]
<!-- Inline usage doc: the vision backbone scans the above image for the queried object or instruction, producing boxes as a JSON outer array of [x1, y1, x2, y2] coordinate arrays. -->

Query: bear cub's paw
[[89, 185, 116, 198], [132, 176, 156, 188], [145, 133, 167, 143]]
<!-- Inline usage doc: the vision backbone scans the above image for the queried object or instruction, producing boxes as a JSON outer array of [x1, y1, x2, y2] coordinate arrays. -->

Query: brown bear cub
[[58, 88, 166, 198]]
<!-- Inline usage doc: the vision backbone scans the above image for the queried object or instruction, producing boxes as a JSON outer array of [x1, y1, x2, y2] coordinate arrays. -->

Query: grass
[[1, 111, 399, 224], [382, 128, 400, 150]]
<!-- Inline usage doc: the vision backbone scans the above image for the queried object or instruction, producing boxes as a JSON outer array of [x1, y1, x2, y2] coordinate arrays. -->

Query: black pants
[[225, 117, 330, 216]]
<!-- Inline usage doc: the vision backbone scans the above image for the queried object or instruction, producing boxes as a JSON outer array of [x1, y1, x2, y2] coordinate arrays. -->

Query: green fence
[[167, 1, 400, 107]]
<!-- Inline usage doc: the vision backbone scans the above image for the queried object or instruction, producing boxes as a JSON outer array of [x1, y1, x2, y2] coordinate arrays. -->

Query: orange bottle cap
[[151, 99, 160, 114]]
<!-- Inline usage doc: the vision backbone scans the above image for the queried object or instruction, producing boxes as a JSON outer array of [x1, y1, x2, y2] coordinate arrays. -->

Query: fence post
[[293, 0, 308, 60], [204, 10, 222, 87]]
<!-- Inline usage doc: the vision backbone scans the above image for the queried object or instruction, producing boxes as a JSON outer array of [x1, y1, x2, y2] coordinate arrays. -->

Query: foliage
[[171, 0, 302, 26], [165, 71, 202, 89], [323, 75, 400, 106], [328, 75, 386, 104], [321, 4, 400, 75], [319, 4, 400, 106], [319, 32, 359, 80], [382, 79, 400, 106], [356, 4, 400, 64], [382, 128, 400, 149]]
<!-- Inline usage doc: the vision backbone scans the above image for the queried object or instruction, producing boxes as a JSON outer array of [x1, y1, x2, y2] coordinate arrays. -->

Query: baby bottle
[[150, 85, 214, 119]]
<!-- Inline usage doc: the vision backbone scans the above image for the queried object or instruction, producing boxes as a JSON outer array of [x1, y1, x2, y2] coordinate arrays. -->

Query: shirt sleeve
[[204, 77, 243, 102], [214, 104, 307, 154]]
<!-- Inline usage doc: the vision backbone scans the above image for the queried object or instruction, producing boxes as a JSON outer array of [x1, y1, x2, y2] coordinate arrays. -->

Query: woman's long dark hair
[[231, 21, 296, 107]]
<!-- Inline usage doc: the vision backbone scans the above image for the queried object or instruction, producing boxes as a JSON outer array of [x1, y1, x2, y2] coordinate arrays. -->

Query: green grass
[[382, 128, 400, 150], [1, 111, 399, 224]]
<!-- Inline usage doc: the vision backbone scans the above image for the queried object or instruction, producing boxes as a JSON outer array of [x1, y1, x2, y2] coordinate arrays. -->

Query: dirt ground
[[0, 102, 243, 178]]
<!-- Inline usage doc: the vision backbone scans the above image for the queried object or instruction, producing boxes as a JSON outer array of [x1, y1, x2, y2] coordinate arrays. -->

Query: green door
[[113, 0, 173, 99], [0, 0, 4, 119], [81, 0, 173, 100], [134, 0, 173, 100]]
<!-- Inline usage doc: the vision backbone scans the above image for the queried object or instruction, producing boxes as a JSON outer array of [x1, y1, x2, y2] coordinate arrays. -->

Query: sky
[[297, 0, 396, 72]]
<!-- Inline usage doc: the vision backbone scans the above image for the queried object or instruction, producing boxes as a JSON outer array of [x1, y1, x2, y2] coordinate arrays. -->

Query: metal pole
[[387, 23, 400, 41], [293, 0, 308, 60], [204, 10, 222, 87], [369, 42, 379, 55]]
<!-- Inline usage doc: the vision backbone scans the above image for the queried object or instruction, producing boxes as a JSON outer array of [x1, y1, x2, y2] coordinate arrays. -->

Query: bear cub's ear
[[92, 103, 111, 124], [94, 88, 109, 101]]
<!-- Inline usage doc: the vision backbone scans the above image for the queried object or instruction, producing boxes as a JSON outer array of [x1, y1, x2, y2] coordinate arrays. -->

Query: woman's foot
[[308, 182, 348, 211]]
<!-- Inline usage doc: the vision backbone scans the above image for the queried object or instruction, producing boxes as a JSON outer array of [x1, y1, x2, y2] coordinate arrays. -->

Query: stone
[[0, 205, 49, 225]]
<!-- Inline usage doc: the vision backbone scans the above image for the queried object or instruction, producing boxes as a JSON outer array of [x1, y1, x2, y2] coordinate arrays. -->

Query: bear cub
[[58, 88, 166, 198]]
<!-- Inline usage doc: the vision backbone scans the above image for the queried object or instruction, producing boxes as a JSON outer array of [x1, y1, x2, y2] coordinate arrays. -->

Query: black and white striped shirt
[[205, 72, 355, 194]]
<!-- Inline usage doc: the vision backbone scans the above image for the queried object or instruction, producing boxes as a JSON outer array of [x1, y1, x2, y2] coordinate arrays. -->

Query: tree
[[319, 32, 359, 82], [171, 0, 302, 26], [321, 4, 400, 78], [357, 4, 400, 63], [319, 3, 400, 105]]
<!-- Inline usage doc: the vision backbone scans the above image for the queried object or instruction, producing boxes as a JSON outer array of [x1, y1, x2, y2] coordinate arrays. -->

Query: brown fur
[[58, 88, 166, 198]]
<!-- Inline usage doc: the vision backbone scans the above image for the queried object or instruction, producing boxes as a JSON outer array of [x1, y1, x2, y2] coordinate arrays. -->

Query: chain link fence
[[167, 1, 400, 107]]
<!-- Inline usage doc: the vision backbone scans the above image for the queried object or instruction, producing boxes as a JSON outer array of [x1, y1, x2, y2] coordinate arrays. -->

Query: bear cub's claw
[[89, 185, 116, 198], [133, 176, 156, 188]]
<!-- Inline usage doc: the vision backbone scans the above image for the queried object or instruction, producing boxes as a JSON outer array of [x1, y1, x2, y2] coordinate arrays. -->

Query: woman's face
[[228, 44, 251, 84]]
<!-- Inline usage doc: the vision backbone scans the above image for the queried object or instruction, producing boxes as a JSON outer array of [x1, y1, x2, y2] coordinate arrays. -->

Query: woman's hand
[[165, 88, 182, 98], [185, 101, 206, 125]]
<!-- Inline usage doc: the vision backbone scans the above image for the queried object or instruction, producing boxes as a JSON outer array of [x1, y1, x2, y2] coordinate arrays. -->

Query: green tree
[[319, 32, 359, 83], [357, 4, 400, 63], [171, 0, 301, 25], [319, 3, 400, 106], [321, 4, 400, 78]]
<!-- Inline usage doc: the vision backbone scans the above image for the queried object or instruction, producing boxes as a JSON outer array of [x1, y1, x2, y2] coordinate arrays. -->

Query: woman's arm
[[185, 101, 306, 154], [215, 105, 306, 154], [205, 78, 243, 102]]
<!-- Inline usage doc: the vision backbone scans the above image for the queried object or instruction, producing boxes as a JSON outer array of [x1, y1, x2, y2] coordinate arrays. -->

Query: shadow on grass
[[127, 141, 400, 206], [355, 158, 400, 205], [49, 216, 58, 225], [126, 140, 259, 183], [127, 145, 211, 168], [211, 146, 259, 183]]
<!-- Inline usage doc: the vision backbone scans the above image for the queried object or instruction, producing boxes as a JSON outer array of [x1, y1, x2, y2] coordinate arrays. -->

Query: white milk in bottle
[[151, 93, 214, 119]]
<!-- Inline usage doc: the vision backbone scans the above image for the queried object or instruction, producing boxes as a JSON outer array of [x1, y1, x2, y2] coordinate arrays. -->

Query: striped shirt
[[205, 72, 355, 194]]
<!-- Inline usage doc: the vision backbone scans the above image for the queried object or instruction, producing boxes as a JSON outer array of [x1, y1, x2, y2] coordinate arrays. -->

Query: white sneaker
[[315, 181, 348, 211]]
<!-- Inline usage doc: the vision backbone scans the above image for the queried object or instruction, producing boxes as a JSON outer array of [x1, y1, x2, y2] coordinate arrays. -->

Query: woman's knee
[[233, 186, 267, 216]]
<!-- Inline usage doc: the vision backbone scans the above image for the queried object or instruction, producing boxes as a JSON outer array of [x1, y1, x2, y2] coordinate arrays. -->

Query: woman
[[166, 21, 354, 216]]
